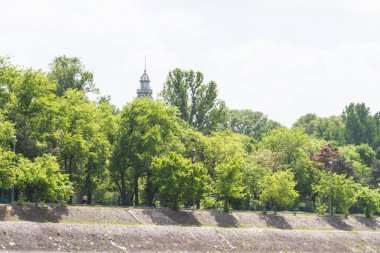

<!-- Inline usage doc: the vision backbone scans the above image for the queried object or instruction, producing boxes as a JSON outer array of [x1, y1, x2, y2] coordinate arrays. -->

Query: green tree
[[339, 144, 376, 185], [111, 98, 182, 206], [342, 103, 376, 147], [160, 68, 227, 133], [259, 170, 299, 214], [51, 90, 113, 203], [214, 156, 245, 212], [16, 154, 73, 206], [224, 109, 282, 140], [293, 114, 346, 145], [5, 68, 58, 159], [151, 152, 209, 210], [292, 113, 318, 135], [0, 147, 15, 189], [48, 55, 98, 97], [356, 186, 380, 218], [259, 128, 317, 166], [314, 172, 357, 216], [0, 112, 15, 148], [312, 116, 345, 145], [203, 131, 250, 176]]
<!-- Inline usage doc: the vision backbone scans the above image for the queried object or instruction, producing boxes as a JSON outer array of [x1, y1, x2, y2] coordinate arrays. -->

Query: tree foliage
[[224, 109, 282, 140], [0, 56, 379, 216]]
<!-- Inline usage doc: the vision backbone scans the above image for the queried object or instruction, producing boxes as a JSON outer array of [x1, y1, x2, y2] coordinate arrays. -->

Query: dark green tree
[[342, 103, 376, 148], [160, 68, 227, 134]]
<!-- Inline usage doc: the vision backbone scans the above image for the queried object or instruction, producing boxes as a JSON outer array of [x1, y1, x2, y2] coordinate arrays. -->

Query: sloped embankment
[[0, 205, 379, 231], [0, 205, 379, 252]]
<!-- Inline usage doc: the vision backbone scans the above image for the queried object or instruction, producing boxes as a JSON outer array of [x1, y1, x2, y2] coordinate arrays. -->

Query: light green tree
[[0, 112, 15, 148], [203, 131, 251, 176], [355, 186, 380, 218], [214, 156, 246, 212], [313, 172, 357, 216], [259, 170, 299, 214], [0, 147, 15, 190], [151, 152, 209, 210], [16, 154, 73, 206], [259, 128, 317, 166]]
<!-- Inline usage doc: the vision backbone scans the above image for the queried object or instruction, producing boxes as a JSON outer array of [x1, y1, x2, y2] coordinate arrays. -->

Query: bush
[[93, 190, 119, 205], [16, 199, 24, 206], [315, 198, 328, 215]]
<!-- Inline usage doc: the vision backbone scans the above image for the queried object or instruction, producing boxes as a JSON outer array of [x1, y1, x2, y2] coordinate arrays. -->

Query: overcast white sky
[[1, 0, 380, 126]]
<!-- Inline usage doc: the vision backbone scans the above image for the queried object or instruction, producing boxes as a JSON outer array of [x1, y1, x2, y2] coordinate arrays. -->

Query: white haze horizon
[[1, 0, 380, 126]]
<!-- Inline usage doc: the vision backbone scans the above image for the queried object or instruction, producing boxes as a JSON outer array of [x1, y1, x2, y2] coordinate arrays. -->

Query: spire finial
[[144, 56, 146, 72]]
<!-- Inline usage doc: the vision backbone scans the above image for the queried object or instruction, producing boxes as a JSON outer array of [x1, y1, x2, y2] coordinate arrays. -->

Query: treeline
[[0, 56, 379, 217]]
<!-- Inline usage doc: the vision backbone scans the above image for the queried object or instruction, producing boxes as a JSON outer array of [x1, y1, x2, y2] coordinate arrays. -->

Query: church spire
[[137, 57, 153, 98]]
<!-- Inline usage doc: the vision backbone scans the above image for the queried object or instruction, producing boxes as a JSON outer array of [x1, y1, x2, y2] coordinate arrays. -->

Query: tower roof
[[140, 70, 150, 82]]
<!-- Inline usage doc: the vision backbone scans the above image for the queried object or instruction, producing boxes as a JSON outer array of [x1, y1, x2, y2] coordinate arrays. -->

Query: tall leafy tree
[[111, 98, 182, 206], [342, 103, 376, 148], [214, 156, 246, 212], [5, 68, 58, 159], [160, 68, 227, 133]]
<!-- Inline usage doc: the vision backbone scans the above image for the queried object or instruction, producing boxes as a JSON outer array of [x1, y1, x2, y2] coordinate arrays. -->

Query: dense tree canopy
[[0, 56, 379, 217]]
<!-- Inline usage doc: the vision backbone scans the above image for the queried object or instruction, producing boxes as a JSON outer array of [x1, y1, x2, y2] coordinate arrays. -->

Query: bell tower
[[137, 57, 153, 98]]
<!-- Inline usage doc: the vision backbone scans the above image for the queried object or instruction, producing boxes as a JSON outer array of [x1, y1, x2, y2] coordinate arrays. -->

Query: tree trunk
[[121, 173, 126, 206], [134, 175, 139, 206], [145, 172, 156, 207], [195, 199, 200, 209], [34, 192, 38, 207], [87, 191, 92, 205]]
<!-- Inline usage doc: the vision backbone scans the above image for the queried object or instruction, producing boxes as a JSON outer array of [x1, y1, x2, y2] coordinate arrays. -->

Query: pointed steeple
[[137, 57, 153, 98]]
